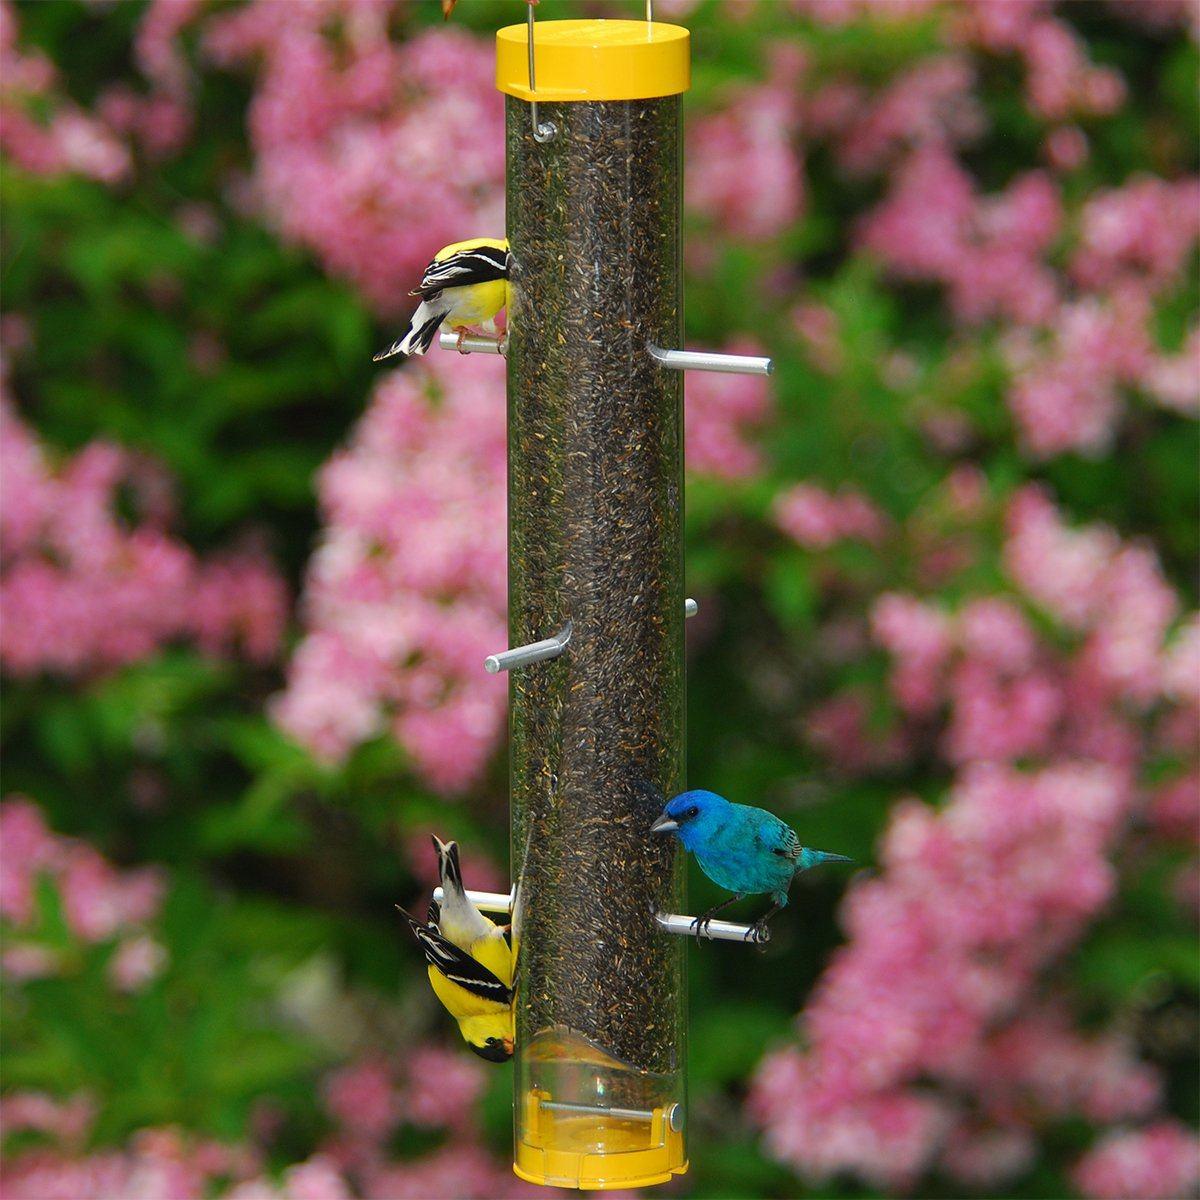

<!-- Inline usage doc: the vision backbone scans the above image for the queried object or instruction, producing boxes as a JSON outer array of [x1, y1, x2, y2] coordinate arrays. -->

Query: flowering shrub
[[2, 1, 1196, 1198]]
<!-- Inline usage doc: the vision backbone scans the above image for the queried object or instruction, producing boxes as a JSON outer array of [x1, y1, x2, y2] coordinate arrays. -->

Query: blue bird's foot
[[689, 895, 744, 943], [748, 900, 784, 951]]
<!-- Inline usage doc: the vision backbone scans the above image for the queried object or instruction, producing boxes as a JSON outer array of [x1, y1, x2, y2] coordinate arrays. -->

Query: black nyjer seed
[[507, 95, 686, 1079]]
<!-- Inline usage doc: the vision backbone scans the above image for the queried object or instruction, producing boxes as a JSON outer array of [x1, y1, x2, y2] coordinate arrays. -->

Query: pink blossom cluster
[[0, 1091, 95, 1145], [0, 798, 166, 989], [788, 0, 941, 25], [758, 481, 1197, 1189], [0, 392, 287, 677], [0, 1049, 538, 1200], [0, 0, 130, 182], [272, 352, 508, 790], [861, 157, 1199, 455], [687, 48, 804, 241], [204, 2, 503, 315], [774, 482, 888, 550], [1, 1125, 262, 1200], [1005, 486, 1181, 706], [798, 0, 1199, 462], [805, 690, 908, 776], [860, 145, 1063, 328], [955, 2, 1127, 123], [749, 761, 1149, 1190], [1072, 1121, 1200, 1200], [685, 339, 774, 480], [256, 1052, 536, 1200], [811, 55, 983, 177], [870, 488, 1189, 769]]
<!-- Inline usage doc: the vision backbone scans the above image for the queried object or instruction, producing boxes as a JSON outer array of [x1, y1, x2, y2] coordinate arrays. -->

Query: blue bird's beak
[[650, 812, 679, 834]]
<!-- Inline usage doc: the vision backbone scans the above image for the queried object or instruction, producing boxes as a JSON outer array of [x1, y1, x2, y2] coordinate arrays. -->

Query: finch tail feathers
[[432, 836, 464, 895], [372, 302, 446, 361]]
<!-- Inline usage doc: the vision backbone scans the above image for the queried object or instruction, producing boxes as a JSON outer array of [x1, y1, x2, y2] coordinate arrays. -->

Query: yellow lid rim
[[496, 19, 690, 103]]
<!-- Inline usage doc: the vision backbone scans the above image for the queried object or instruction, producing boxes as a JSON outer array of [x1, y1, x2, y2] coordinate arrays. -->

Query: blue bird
[[650, 789, 852, 941]]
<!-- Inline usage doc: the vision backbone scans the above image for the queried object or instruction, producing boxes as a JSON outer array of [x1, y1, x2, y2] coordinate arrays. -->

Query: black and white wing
[[396, 906, 512, 1005], [410, 244, 509, 298]]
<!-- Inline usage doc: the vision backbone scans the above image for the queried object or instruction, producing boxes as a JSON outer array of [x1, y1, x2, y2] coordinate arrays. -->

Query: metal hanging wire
[[526, 2, 557, 143]]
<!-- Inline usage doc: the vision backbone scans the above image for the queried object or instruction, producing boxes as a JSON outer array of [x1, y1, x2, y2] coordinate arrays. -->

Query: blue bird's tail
[[798, 848, 854, 871]]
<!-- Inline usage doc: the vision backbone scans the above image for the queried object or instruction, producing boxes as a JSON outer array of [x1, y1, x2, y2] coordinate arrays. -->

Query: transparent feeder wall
[[506, 93, 687, 1191]]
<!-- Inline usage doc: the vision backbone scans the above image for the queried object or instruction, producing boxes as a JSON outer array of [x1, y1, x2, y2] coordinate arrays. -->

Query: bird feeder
[[437, 5, 772, 1190]]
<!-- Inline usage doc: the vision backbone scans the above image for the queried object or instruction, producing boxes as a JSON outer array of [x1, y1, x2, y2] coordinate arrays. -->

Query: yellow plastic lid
[[496, 19, 690, 103]]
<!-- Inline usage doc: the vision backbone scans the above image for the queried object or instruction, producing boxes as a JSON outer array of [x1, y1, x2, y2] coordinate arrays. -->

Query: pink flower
[[401, 1046, 485, 1129], [805, 691, 907, 775], [206, 12, 502, 315], [1044, 124, 1089, 171], [685, 341, 773, 480], [189, 553, 288, 664], [871, 593, 953, 716], [774, 483, 888, 550], [1144, 325, 1200, 416], [273, 353, 508, 790], [1072, 1122, 1200, 1200], [1004, 486, 1117, 629], [0, 796, 165, 952], [940, 1123, 1036, 1188], [321, 1061, 397, 1142], [833, 55, 983, 177], [282, 1157, 354, 1200], [687, 60, 803, 240], [1162, 614, 1200, 707], [750, 759, 1143, 1189], [108, 935, 168, 992], [0, 387, 289, 677], [0, 1092, 95, 1144], [1072, 176, 1200, 290]]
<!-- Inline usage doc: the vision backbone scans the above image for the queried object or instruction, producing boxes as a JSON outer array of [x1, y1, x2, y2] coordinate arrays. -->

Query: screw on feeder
[[484, 601, 700, 673], [526, 2, 557, 144]]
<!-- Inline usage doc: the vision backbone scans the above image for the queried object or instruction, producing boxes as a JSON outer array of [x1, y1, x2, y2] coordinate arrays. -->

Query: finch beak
[[650, 813, 679, 834]]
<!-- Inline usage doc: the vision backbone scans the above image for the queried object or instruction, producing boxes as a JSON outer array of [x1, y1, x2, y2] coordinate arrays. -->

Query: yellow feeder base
[[514, 1088, 687, 1191]]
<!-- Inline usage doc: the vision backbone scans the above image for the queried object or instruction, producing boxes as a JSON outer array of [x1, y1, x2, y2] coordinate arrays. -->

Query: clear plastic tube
[[506, 93, 687, 1191]]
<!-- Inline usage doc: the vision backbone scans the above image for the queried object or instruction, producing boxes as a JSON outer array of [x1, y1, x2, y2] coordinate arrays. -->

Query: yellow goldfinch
[[397, 836, 514, 1062], [373, 238, 509, 361]]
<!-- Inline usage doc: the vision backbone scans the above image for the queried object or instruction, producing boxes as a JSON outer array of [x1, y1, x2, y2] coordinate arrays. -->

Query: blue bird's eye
[[686, 806, 699, 818]]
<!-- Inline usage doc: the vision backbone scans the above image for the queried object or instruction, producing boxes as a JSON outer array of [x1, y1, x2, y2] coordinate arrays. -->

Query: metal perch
[[485, 600, 700, 673], [432, 886, 765, 944]]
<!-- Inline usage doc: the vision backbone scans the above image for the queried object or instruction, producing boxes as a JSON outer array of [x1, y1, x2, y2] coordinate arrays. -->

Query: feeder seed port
[[437, 330, 773, 377], [431, 886, 766, 945], [485, 601, 699, 674]]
